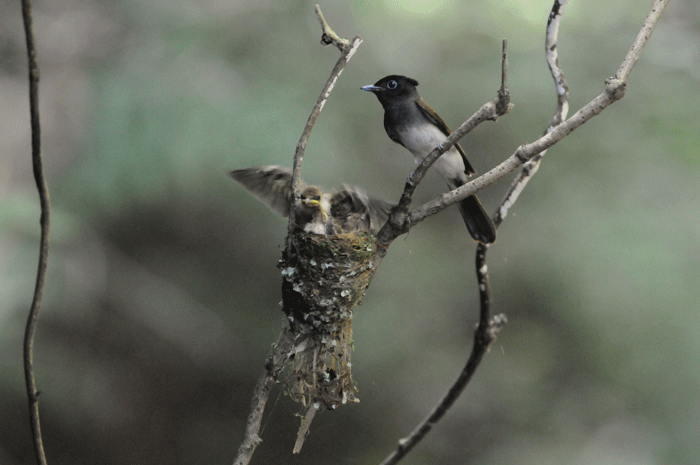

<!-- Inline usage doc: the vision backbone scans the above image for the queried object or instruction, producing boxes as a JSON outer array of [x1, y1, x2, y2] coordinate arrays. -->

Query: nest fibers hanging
[[279, 230, 379, 410]]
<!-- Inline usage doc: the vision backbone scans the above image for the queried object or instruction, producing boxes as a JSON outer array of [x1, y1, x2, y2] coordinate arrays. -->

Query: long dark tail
[[457, 194, 496, 244]]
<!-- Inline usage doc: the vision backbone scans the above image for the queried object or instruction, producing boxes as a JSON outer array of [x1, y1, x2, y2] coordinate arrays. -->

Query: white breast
[[397, 123, 468, 186], [398, 123, 448, 160]]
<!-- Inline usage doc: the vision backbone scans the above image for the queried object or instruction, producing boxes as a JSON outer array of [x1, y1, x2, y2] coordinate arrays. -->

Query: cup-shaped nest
[[279, 231, 378, 409]]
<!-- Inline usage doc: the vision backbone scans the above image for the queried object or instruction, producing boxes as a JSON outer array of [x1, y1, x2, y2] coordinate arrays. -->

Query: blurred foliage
[[1, 0, 699, 464]]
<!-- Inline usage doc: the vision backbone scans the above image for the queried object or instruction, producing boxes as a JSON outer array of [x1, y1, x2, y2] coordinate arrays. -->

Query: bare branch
[[378, 1, 669, 463], [233, 329, 295, 465], [379, 309, 508, 465], [235, 8, 364, 464], [287, 6, 362, 250], [20, 0, 50, 464], [544, 0, 570, 131], [314, 4, 350, 51], [616, 0, 668, 82], [376, 39, 512, 246], [497, 0, 570, 227], [497, 38, 511, 116], [293, 403, 318, 454], [408, 0, 669, 228]]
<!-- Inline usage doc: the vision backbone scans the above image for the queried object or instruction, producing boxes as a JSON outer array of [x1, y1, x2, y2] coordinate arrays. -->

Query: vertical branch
[[494, 0, 570, 227], [287, 5, 362, 251], [377, 40, 512, 465], [476, 1, 571, 319], [474, 0, 571, 298], [234, 6, 363, 465], [21, 0, 50, 464]]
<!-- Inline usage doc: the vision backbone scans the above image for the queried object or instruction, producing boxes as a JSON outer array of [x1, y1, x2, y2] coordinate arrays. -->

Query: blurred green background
[[2, 0, 699, 464]]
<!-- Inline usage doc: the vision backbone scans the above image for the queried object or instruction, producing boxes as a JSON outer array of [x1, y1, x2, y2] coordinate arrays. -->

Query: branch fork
[[233, 1, 671, 464]]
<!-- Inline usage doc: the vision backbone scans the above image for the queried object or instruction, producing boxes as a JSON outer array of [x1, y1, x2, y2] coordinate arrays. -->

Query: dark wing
[[415, 99, 475, 175], [229, 166, 305, 218], [333, 184, 395, 232], [330, 187, 371, 233], [365, 196, 394, 229]]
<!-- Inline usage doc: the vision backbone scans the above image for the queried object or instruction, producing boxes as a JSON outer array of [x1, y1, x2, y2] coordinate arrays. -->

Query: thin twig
[[497, 38, 511, 116], [379, 309, 508, 465], [376, 39, 512, 246], [314, 4, 350, 51], [378, 1, 670, 463], [616, 0, 668, 82], [407, 0, 669, 229], [21, 0, 50, 464], [233, 329, 295, 465], [287, 7, 362, 251], [235, 7, 363, 464], [293, 403, 318, 454], [497, 0, 570, 227]]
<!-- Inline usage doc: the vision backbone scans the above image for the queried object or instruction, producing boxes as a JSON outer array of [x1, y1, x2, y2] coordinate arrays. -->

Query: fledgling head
[[295, 186, 330, 235], [299, 186, 324, 216], [361, 75, 420, 108]]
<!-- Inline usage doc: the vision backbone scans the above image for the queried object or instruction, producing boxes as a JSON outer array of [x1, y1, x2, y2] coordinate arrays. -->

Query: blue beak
[[361, 85, 384, 92]]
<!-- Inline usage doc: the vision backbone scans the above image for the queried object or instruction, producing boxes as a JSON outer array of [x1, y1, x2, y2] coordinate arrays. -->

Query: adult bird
[[362, 75, 496, 244], [229, 166, 393, 235]]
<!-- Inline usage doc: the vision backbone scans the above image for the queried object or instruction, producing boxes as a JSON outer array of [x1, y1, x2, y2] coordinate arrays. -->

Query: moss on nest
[[279, 230, 378, 409]]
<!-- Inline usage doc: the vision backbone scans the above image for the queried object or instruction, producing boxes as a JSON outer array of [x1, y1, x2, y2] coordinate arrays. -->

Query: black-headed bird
[[229, 166, 392, 235], [362, 75, 496, 244]]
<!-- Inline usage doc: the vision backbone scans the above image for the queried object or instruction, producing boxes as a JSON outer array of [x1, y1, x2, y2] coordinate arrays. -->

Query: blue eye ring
[[387, 80, 398, 89]]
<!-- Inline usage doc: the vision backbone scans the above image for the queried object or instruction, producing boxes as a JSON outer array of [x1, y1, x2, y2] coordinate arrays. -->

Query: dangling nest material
[[279, 230, 378, 410]]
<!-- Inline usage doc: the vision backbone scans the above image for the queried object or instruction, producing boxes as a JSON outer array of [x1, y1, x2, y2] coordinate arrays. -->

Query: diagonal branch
[[407, 0, 668, 229], [377, 1, 669, 464], [376, 39, 513, 246], [378, 308, 507, 465], [233, 329, 295, 465], [21, 0, 50, 464]]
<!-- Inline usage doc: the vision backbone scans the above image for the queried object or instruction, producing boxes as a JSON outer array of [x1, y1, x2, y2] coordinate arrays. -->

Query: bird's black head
[[361, 75, 420, 108]]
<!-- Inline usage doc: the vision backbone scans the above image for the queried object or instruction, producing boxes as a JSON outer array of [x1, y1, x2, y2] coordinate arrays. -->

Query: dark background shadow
[[2, 1, 699, 464]]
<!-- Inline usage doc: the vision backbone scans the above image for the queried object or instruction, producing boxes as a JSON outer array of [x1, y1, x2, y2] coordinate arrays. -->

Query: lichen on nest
[[279, 230, 378, 409]]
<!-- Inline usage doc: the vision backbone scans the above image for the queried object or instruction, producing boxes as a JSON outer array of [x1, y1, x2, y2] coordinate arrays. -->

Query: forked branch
[[234, 7, 363, 465], [287, 6, 362, 251], [377, 39, 513, 246], [407, 0, 670, 229], [378, 0, 669, 463]]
